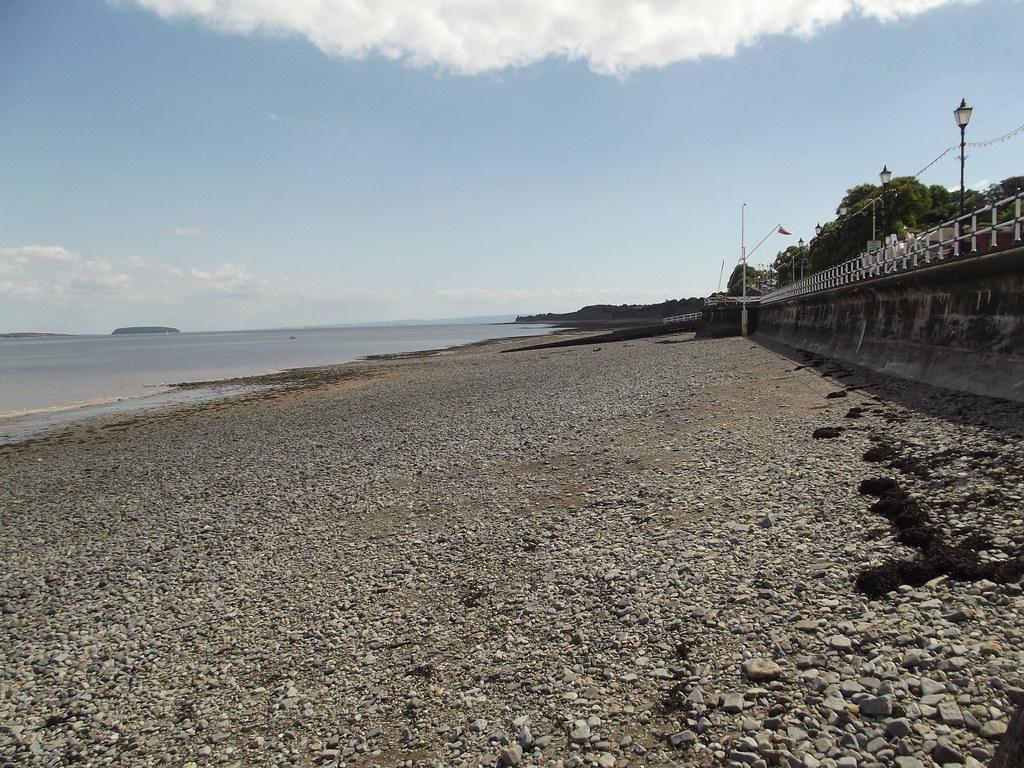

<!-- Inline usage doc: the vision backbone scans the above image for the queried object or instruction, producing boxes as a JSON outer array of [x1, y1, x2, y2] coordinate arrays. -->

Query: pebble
[[2, 336, 1022, 768]]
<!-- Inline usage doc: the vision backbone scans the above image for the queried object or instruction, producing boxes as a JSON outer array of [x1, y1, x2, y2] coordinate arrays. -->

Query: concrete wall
[[754, 246, 1024, 402], [696, 305, 758, 338]]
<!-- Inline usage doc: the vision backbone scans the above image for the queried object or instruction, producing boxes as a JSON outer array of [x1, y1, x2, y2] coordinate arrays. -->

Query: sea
[[0, 321, 553, 443]]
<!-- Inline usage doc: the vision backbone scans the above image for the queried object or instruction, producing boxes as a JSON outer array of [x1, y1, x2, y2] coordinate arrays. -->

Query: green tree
[[766, 173, 1021, 287], [984, 176, 1024, 204], [772, 244, 808, 284], [726, 264, 765, 296]]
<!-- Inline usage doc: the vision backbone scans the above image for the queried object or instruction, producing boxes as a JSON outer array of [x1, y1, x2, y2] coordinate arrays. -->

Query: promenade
[[1, 334, 1021, 768]]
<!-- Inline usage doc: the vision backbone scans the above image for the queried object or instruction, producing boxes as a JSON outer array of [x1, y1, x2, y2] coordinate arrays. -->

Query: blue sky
[[1, 0, 1021, 333]]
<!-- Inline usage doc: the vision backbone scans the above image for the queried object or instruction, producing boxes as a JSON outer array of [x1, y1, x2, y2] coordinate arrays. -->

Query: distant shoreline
[[0, 332, 75, 338]]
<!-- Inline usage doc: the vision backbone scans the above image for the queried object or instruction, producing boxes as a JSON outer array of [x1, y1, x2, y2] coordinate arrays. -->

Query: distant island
[[112, 326, 181, 335], [517, 297, 705, 327]]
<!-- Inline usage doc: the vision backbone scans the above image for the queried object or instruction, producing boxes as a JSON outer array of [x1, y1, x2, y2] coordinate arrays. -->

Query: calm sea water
[[0, 323, 552, 419]]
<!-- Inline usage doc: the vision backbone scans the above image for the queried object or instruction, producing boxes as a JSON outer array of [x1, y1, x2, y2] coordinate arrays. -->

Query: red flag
[[778, 226, 792, 235]]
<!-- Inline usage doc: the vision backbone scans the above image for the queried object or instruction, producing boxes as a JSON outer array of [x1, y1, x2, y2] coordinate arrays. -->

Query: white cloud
[[118, 0, 970, 75], [187, 263, 271, 297], [64, 259, 133, 292], [172, 226, 202, 237], [0, 244, 276, 304], [0, 245, 79, 269]]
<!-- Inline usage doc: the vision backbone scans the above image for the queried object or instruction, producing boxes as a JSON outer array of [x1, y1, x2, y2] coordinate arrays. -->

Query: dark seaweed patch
[[863, 442, 897, 463], [855, 485, 1024, 598], [859, 477, 900, 496]]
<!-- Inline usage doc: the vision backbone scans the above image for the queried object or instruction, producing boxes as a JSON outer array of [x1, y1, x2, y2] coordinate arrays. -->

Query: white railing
[[662, 312, 703, 324], [762, 189, 1024, 304]]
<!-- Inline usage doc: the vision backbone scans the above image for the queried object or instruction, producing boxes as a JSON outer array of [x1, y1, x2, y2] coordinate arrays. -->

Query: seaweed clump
[[854, 478, 1024, 598], [863, 442, 897, 463]]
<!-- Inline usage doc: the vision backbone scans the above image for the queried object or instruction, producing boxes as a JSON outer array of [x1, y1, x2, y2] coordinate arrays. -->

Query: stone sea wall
[[755, 246, 1024, 402]]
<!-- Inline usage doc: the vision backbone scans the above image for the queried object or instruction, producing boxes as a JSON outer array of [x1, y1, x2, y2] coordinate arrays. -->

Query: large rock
[[860, 696, 893, 717], [499, 744, 523, 767], [742, 658, 783, 681], [568, 721, 591, 745]]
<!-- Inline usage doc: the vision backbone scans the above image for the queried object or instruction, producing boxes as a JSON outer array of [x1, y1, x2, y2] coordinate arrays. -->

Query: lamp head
[[879, 165, 892, 185], [954, 98, 973, 129], [798, 238, 805, 248], [815, 223, 822, 236], [838, 205, 848, 216]]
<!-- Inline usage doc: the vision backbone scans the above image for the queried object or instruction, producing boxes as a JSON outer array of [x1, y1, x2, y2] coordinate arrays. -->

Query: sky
[[1, 0, 1022, 334]]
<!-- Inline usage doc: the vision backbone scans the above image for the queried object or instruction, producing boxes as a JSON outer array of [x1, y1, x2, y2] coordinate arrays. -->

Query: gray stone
[[669, 730, 696, 748], [730, 750, 761, 764], [829, 635, 853, 651], [932, 739, 964, 764], [866, 737, 887, 753], [902, 651, 927, 669], [723, 693, 746, 713], [498, 744, 523, 767], [742, 658, 783, 681], [938, 702, 965, 727], [885, 718, 913, 738], [568, 721, 591, 745], [860, 697, 893, 717], [979, 721, 1007, 740], [516, 726, 534, 751]]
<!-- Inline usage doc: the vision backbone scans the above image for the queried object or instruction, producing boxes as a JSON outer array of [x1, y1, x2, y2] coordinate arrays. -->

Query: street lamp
[[815, 222, 823, 237], [879, 165, 892, 235], [954, 98, 973, 217], [837, 205, 848, 217], [797, 237, 805, 281]]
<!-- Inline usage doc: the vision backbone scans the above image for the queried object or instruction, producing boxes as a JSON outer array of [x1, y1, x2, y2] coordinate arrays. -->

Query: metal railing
[[761, 189, 1024, 304], [662, 312, 703, 324]]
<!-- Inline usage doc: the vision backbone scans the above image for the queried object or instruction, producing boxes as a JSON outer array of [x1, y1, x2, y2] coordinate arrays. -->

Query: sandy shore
[[1, 333, 1022, 768]]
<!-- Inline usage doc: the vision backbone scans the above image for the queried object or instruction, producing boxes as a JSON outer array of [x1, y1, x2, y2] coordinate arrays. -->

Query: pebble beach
[[1, 333, 1022, 768]]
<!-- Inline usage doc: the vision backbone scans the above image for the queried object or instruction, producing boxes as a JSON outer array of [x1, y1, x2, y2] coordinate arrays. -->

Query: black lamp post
[[954, 98, 973, 217], [879, 165, 892, 236], [797, 237, 805, 280]]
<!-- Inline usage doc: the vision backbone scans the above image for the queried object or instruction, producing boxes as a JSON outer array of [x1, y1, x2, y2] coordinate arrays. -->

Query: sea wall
[[754, 246, 1024, 402], [696, 305, 758, 338]]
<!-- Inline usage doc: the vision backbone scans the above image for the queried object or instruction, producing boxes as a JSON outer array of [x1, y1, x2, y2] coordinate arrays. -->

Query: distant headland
[[516, 297, 705, 327], [111, 326, 181, 335]]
